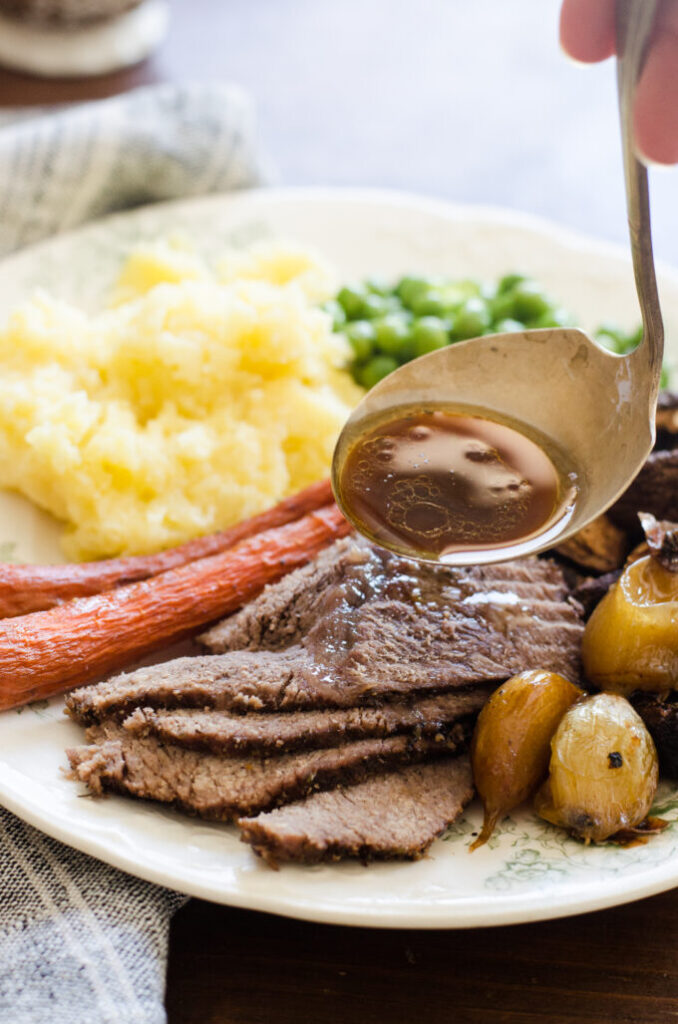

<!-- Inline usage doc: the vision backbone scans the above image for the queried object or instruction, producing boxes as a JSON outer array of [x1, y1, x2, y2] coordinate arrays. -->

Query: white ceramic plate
[[0, 188, 677, 929]]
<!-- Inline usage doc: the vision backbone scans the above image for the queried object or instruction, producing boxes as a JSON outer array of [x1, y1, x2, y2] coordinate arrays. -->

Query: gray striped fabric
[[0, 81, 267, 256], [0, 809, 186, 1024], [0, 82, 265, 1023]]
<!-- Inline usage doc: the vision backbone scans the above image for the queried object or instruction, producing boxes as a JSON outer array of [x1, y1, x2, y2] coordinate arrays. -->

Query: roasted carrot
[[0, 479, 333, 619], [0, 504, 351, 712]]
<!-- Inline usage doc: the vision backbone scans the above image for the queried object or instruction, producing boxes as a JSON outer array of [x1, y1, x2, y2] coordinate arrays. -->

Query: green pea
[[322, 299, 346, 331], [408, 289, 451, 317], [374, 313, 412, 356], [493, 318, 526, 334], [397, 276, 439, 309], [497, 272, 527, 295], [357, 355, 399, 389], [490, 292, 518, 322], [452, 297, 492, 340], [337, 284, 368, 320], [613, 325, 643, 354], [412, 316, 449, 356], [509, 281, 553, 323], [531, 307, 574, 329], [595, 323, 627, 354], [361, 293, 399, 319], [596, 323, 647, 358], [441, 279, 483, 307], [365, 276, 393, 296], [595, 320, 624, 338], [410, 280, 482, 317], [344, 320, 376, 362]]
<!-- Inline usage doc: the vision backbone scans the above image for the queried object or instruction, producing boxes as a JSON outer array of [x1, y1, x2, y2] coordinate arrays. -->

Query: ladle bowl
[[332, 0, 665, 566], [332, 326, 655, 565]]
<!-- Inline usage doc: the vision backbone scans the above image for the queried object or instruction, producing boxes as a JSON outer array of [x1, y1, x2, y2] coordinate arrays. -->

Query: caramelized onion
[[582, 555, 678, 694], [470, 670, 582, 850], [534, 693, 658, 843]]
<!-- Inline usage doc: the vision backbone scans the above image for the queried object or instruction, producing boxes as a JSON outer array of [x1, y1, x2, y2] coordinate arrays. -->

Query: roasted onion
[[534, 693, 659, 843], [470, 670, 582, 849], [582, 554, 678, 695]]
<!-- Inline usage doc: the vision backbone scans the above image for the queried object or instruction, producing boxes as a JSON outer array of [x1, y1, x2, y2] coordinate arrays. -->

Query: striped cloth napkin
[[0, 82, 266, 1024], [0, 80, 266, 255]]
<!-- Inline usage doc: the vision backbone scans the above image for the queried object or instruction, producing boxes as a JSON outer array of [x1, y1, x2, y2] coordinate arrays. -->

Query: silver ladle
[[332, 0, 664, 566]]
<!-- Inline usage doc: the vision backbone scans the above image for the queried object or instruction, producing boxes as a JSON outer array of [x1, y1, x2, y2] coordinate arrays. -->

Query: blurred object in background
[[0, 0, 169, 76], [0, 0, 143, 22]]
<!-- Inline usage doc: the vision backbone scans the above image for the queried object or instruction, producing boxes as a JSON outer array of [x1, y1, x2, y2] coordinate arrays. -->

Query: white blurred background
[[167, 0, 677, 265]]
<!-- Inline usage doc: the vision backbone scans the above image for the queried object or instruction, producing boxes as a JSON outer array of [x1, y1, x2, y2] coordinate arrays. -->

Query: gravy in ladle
[[335, 406, 578, 561]]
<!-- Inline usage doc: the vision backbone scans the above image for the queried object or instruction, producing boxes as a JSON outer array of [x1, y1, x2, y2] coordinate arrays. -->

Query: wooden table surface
[[1, 4, 677, 1021], [165, 893, 678, 1024]]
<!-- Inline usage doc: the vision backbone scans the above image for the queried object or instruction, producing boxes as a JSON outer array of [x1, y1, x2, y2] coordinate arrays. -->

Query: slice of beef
[[608, 450, 678, 537], [238, 755, 474, 865], [632, 692, 678, 778], [203, 537, 361, 653], [66, 540, 584, 723], [67, 721, 468, 820], [201, 537, 574, 654], [656, 391, 678, 451], [571, 570, 622, 619], [554, 514, 629, 573], [66, 650, 308, 724], [122, 686, 492, 754]]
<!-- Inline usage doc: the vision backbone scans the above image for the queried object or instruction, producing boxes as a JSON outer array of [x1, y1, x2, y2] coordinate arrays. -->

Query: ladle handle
[[616, 0, 664, 385]]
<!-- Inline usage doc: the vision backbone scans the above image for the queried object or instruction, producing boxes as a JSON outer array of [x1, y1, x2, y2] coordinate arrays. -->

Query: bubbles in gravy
[[337, 407, 575, 560]]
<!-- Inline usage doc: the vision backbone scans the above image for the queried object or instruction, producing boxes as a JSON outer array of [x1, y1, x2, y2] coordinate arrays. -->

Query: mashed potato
[[0, 239, 363, 560]]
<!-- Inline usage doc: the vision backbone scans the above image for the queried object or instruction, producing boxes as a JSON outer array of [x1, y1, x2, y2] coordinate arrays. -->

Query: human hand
[[560, 0, 678, 165]]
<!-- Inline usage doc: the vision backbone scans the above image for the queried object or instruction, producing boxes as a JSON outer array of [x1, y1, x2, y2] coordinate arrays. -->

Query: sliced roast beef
[[202, 537, 574, 654], [238, 755, 474, 865], [67, 721, 468, 820], [632, 692, 678, 778], [571, 570, 622, 618], [66, 651, 308, 724], [204, 537, 360, 653], [656, 391, 678, 451], [122, 686, 492, 754], [66, 539, 583, 723], [608, 450, 678, 537]]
